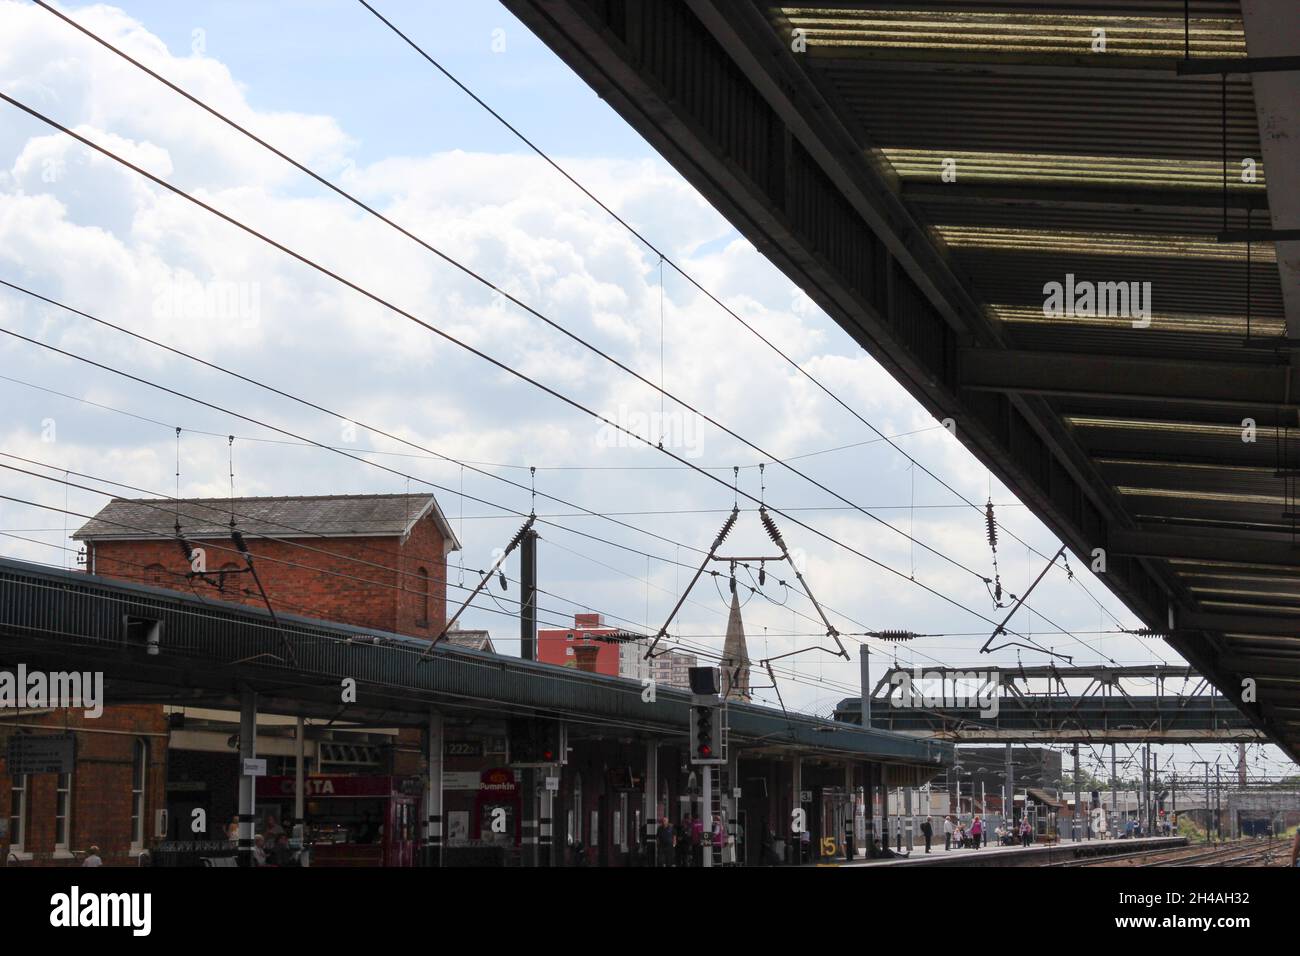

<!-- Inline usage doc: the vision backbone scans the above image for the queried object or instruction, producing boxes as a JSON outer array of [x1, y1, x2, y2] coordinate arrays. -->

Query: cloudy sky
[[0, 0, 1289, 781]]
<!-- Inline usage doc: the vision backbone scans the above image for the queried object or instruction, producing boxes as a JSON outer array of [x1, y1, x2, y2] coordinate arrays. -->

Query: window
[[416, 567, 430, 627], [130, 738, 148, 850], [144, 563, 167, 586], [8, 774, 29, 854], [54, 772, 72, 851]]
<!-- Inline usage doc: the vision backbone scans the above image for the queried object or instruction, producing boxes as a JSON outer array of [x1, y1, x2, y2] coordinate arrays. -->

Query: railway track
[[1050, 843, 1200, 867], [1052, 840, 1289, 868]]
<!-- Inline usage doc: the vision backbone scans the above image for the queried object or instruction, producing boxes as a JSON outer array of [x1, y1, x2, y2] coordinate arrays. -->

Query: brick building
[[537, 613, 650, 682], [1, 493, 459, 866], [77, 493, 458, 637]]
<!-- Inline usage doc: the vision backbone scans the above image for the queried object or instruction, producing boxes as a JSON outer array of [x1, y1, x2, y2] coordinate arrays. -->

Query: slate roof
[[444, 628, 495, 653], [73, 493, 461, 551]]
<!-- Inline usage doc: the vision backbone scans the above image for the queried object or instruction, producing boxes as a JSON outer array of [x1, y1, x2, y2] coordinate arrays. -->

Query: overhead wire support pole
[[420, 514, 536, 662], [643, 507, 738, 659], [980, 545, 1069, 658]]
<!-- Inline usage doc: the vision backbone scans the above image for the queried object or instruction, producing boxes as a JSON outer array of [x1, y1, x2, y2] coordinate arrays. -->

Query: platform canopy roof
[[506, 0, 1300, 762]]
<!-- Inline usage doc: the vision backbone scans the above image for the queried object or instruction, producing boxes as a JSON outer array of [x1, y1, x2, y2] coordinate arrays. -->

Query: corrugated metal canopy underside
[[503, 0, 1300, 761]]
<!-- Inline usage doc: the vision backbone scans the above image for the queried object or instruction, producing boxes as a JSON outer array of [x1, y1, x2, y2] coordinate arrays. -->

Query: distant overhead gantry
[[834, 664, 1266, 743]]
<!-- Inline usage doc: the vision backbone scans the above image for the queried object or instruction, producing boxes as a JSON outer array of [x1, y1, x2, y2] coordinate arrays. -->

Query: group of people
[[654, 813, 727, 866], [916, 814, 1034, 853], [1006, 819, 1035, 847], [936, 814, 987, 850], [226, 812, 298, 866]]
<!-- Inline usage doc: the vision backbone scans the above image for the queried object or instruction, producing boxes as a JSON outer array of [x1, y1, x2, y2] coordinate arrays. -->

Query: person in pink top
[[970, 815, 983, 849]]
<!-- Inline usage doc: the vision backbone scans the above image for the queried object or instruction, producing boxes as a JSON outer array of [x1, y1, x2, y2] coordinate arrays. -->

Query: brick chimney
[[573, 645, 601, 673]]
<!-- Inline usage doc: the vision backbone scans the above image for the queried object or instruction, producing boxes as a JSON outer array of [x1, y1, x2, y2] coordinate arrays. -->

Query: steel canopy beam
[[1180, 611, 1300, 638], [1109, 529, 1300, 567], [902, 181, 1267, 212], [1176, 56, 1300, 75], [959, 348, 1297, 408]]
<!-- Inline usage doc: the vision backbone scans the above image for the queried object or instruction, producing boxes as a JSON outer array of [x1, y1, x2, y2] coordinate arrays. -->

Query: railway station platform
[[844, 836, 1187, 867]]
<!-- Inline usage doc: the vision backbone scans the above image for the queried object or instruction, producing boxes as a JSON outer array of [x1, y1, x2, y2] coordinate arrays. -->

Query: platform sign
[[242, 758, 267, 777], [6, 733, 75, 774]]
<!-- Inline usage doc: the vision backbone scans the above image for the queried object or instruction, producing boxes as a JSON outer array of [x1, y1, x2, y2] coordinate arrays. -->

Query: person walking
[[920, 816, 933, 853], [943, 814, 954, 851]]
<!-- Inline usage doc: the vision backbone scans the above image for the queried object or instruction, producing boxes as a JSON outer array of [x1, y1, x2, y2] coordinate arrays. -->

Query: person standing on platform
[[920, 816, 933, 853], [943, 814, 954, 851], [657, 816, 674, 867], [676, 815, 691, 867], [971, 815, 983, 849]]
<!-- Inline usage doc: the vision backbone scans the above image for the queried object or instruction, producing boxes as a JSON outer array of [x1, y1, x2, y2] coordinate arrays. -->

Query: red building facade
[[1, 493, 458, 866]]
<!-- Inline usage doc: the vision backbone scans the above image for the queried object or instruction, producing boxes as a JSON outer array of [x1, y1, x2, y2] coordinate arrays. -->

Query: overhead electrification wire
[[0, 204, 1055, 668], [5, 18, 1119, 660], [0, 513, 861, 700], [352, 0, 1129, 631], [0, 281, 900, 653], [3, 453, 820, 682], [23, 8, 1001, 591]]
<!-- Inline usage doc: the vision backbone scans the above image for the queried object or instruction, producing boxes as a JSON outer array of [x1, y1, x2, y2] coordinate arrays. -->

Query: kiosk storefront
[[256, 775, 421, 867]]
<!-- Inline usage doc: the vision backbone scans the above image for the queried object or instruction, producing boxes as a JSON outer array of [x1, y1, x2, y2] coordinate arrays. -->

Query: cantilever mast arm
[[644, 507, 738, 659], [229, 529, 298, 667], [980, 544, 1069, 658], [419, 514, 535, 662], [759, 507, 847, 658]]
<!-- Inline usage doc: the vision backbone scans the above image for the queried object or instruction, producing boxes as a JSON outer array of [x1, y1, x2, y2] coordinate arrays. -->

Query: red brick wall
[[22, 507, 454, 866], [1, 706, 168, 867], [394, 515, 450, 639], [86, 513, 448, 639]]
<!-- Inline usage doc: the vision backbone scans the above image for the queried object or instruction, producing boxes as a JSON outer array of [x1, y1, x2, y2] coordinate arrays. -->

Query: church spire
[[721, 591, 751, 701]]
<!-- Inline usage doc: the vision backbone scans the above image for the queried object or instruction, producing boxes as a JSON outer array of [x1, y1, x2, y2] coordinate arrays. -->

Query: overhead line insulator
[[759, 506, 786, 551], [871, 630, 919, 642]]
